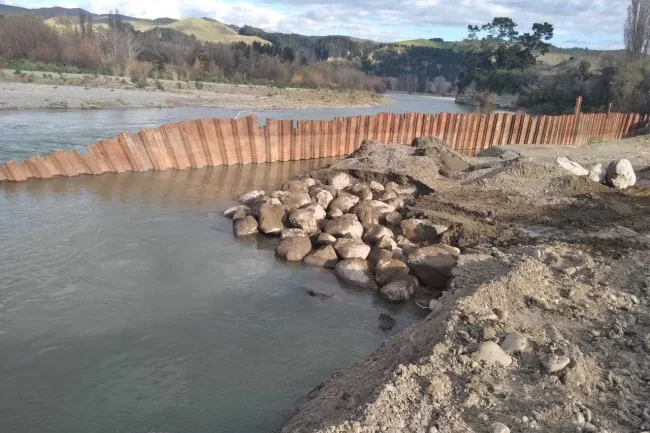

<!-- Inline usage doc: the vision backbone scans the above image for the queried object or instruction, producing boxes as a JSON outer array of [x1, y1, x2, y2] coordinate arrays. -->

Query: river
[[0, 93, 465, 433]]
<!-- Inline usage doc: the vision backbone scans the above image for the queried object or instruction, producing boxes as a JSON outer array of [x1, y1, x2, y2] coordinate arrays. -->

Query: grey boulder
[[606, 159, 636, 189], [258, 203, 285, 234], [233, 216, 259, 237], [407, 245, 457, 288], [334, 259, 378, 290], [276, 236, 312, 261], [379, 275, 418, 302]]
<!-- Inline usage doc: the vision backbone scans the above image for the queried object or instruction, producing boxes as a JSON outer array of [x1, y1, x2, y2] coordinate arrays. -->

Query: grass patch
[[4, 59, 112, 76]]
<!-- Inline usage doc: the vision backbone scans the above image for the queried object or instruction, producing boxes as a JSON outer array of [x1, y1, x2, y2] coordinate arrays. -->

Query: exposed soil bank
[[280, 137, 650, 433], [0, 71, 391, 110]]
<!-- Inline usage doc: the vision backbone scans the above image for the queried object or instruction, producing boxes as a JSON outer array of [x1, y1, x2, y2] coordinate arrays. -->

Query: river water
[[0, 94, 465, 433], [0, 93, 470, 163]]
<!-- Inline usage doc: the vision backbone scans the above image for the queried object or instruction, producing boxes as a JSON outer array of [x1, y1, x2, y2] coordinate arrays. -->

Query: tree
[[108, 9, 123, 73], [625, 0, 650, 59], [124, 29, 142, 79]]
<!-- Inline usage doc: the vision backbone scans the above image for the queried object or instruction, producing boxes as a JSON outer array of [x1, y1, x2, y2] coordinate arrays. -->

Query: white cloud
[[4, 0, 14, 5], [82, 0, 626, 47]]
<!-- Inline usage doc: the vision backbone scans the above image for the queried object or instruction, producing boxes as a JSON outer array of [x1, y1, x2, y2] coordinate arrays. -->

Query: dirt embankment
[[0, 70, 392, 110], [282, 137, 650, 433]]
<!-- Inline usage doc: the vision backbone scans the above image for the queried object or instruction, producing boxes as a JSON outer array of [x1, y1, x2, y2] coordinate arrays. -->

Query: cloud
[[81, 0, 625, 47]]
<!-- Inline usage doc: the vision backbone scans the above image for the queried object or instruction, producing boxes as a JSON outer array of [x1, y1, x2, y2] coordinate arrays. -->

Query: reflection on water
[[0, 160, 424, 433]]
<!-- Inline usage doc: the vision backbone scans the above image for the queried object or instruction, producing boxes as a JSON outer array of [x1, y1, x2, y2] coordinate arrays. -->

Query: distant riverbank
[[0, 70, 392, 110]]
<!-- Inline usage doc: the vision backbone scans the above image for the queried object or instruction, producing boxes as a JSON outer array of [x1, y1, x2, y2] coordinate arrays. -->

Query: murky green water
[[0, 161, 424, 433]]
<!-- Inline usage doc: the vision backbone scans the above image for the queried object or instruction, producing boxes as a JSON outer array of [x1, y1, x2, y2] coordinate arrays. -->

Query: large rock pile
[[224, 171, 459, 305]]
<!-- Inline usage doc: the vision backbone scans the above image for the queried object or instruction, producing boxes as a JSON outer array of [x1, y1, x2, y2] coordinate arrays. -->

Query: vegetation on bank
[[1, 2, 649, 114]]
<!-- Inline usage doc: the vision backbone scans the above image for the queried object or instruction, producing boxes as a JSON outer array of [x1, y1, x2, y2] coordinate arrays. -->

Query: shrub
[[155, 80, 164, 91], [195, 80, 203, 90]]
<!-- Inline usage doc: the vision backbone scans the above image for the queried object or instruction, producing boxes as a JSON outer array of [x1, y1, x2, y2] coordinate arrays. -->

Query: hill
[[395, 39, 458, 49], [3, 5, 268, 45]]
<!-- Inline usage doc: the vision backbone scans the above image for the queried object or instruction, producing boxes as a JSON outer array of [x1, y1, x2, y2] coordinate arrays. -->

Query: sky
[[5, 0, 628, 49]]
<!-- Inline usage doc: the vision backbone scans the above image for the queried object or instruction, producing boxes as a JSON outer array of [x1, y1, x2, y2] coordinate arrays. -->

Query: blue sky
[[5, 0, 627, 49]]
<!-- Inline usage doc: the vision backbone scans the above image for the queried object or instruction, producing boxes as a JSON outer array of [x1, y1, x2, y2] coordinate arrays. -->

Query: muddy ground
[[281, 136, 650, 433]]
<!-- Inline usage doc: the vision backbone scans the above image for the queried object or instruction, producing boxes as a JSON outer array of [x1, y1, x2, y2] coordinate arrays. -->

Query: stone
[[325, 214, 364, 239], [334, 259, 378, 290], [363, 224, 394, 244], [232, 209, 247, 221], [384, 181, 401, 195], [379, 275, 418, 302], [369, 180, 385, 192], [377, 190, 398, 201], [490, 422, 510, 433], [353, 202, 381, 228], [258, 203, 285, 234], [401, 219, 444, 243], [329, 172, 352, 190], [334, 238, 371, 259], [429, 298, 442, 312], [556, 156, 589, 176], [289, 208, 319, 235], [281, 192, 312, 212], [540, 354, 571, 373], [282, 179, 310, 194], [271, 190, 292, 200], [375, 258, 410, 285], [223, 205, 250, 218], [281, 228, 307, 239], [310, 188, 334, 209], [317, 233, 337, 245], [588, 163, 606, 183], [378, 312, 396, 330], [473, 341, 512, 367], [276, 236, 312, 261], [303, 245, 339, 268], [501, 333, 527, 353], [329, 193, 360, 213], [367, 246, 394, 265], [368, 200, 395, 214], [396, 235, 418, 253], [267, 197, 282, 205], [384, 211, 403, 227], [304, 203, 326, 221], [376, 236, 398, 250], [349, 183, 373, 201], [233, 216, 258, 237], [407, 246, 457, 288], [606, 159, 636, 189], [238, 190, 266, 205], [328, 208, 344, 219]]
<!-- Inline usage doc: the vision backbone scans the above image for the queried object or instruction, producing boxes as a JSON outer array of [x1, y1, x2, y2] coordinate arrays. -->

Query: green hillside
[[395, 39, 458, 49]]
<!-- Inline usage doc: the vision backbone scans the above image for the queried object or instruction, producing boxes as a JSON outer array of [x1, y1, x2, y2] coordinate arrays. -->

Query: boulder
[[376, 236, 398, 250], [233, 216, 258, 237], [238, 190, 266, 205], [368, 200, 395, 214], [271, 190, 292, 200], [325, 214, 364, 239], [232, 209, 247, 221], [258, 203, 285, 234], [606, 159, 636, 190], [267, 197, 282, 205], [304, 203, 327, 221], [377, 190, 398, 201], [276, 236, 312, 261], [280, 192, 311, 212], [328, 208, 344, 219], [384, 211, 404, 227], [281, 228, 307, 239], [329, 193, 360, 213], [401, 219, 444, 243], [317, 233, 337, 245], [348, 183, 373, 201], [334, 238, 371, 259], [588, 163, 606, 183], [363, 224, 394, 244], [329, 172, 352, 190], [353, 202, 381, 228], [556, 156, 588, 176], [384, 181, 401, 195], [407, 246, 457, 288], [369, 181, 385, 192], [375, 258, 409, 285], [334, 259, 378, 290], [223, 205, 250, 219], [367, 246, 394, 265], [501, 333, 527, 353], [303, 245, 339, 268], [310, 188, 334, 209], [289, 208, 319, 235], [379, 275, 418, 302], [473, 341, 512, 367], [282, 179, 309, 194]]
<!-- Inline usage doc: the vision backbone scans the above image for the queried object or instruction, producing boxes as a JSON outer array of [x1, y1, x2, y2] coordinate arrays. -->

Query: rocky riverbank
[[225, 135, 650, 433]]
